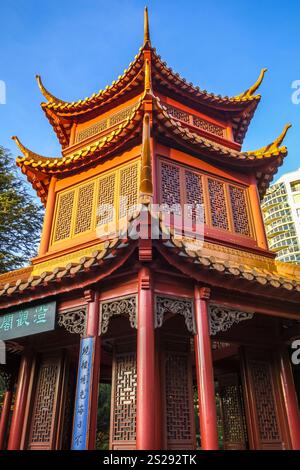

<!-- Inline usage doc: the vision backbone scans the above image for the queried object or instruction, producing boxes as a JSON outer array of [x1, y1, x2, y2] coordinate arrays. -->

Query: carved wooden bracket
[[209, 304, 254, 336], [155, 295, 196, 334], [100, 295, 137, 334], [57, 307, 87, 337]]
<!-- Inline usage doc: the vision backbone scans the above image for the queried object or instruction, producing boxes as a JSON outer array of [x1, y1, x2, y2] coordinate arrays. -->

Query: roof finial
[[36, 75, 66, 104], [237, 68, 268, 100], [139, 113, 153, 202], [144, 6, 151, 46], [247, 123, 292, 157], [272, 123, 292, 149], [11, 135, 30, 157], [144, 59, 152, 94]]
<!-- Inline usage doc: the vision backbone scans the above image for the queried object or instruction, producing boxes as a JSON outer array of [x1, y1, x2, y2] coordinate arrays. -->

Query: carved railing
[[75, 104, 136, 143], [165, 104, 226, 138]]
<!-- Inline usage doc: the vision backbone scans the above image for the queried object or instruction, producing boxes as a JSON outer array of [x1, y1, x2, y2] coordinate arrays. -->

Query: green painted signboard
[[0, 301, 56, 341]]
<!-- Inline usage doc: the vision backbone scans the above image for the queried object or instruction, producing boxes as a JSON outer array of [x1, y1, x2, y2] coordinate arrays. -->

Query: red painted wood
[[136, 266, 156, 450], [86, 291, 101, 450], [279, 348, 300, 450], [7, 353, 32, 450], [194, 285, 219, 450], [0, 389, 13, 449]]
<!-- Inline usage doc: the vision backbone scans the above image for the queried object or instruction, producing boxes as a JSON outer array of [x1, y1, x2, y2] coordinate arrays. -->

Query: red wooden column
[[0, 385, 13, 449], [7, 352, 32, 450], [136, 266, 156, 450], [38, 176, 57, 256], [72, 290, 101, 450], [279, 347, 300, 449], [194, 285, 219, 450], [85, 290, 101, 450]]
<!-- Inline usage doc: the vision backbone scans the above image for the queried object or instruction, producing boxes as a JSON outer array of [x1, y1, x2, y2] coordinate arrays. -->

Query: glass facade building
[[262, 168, 300, 264]]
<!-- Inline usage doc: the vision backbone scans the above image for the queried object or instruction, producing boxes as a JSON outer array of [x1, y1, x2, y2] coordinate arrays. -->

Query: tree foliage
[[0, 146, 43, 273]]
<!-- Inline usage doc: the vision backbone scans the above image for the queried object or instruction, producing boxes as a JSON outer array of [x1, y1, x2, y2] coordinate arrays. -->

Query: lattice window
[[97, 173, 116, 226], [248, 360, 281, 442], [74, 182, 95, 234], [76, 104, 135, 143], [185, 170, 205, 223], [160, 161, 181, 214], [192, 116, 224, 137], [208, 178, 229, 230], [165, 353, 193, 443], [166, 105, 190, 123], [28, 357, 60, 448], [109, 105, 134, 126], [165, 104, 225, 137], [119, 163, 138, 218], [229, 185, 251, 236], [76, 120, 108, 143], [218, 374, 247, 448], [111, 352, 137, 443], [54, 190, 75, 241]]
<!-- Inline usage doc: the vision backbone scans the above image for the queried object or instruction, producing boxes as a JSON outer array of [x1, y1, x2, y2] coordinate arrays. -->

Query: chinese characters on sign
[[72, 336, 94, 450], [0, 302, 56, 341]]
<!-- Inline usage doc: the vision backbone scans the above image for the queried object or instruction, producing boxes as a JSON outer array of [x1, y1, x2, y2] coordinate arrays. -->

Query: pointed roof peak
[[36, 74, 66, 104], [236, 68, 268, 100], [144, 6, 151, 46]]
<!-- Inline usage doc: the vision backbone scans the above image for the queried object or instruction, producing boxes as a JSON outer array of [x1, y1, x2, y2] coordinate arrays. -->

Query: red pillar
[[85, 290, 101, 450], [194, 285, 219, 450], [279, 348, 300, 450], [7, 353, 32, 450], [136, 266, 156, 450], [0, 389, 13, 449]]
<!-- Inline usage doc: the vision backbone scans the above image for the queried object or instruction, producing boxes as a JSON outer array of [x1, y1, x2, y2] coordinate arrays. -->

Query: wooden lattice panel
[[208, 178, 229, 230], [193, 116, 225, 137], [74, 182, 95, 234], [229, 185, 251, 236], [111, 352, 137, 449], [119, 163, 138, 218], [165, 352, 194, 448], [28, 356, 62, 449], [54, 190, 75, 241], [76, 104, 135, 143], [248, 359, 281, 442], [185, 170, 205, 223], [97, 173, 116, 226], [165, 104, 225, 138], [218, 374, 247, 450], [160, 161, 181, 213]]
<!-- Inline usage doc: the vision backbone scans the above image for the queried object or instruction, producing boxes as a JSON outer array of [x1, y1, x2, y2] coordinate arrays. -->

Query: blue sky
[[0, 0, 299, 183]]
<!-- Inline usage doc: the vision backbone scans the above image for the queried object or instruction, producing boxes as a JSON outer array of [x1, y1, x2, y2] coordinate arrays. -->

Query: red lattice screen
[[27, 355, 63, 450], [164, 351, 195, 450], [218, 373, 248, 450], [159, 159, 253, 238], [242, 349, 289, 450], [229, 185, 251, 236], [110, 351, 137, 450]]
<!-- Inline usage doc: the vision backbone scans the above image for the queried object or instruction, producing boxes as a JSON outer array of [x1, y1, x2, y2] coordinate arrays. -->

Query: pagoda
[[0, 8, 300, 451]]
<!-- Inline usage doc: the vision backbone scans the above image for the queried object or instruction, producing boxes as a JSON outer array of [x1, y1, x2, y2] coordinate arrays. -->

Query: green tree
[[0, 146, 43, 273]]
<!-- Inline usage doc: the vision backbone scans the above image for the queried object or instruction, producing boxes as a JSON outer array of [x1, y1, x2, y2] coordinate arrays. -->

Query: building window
[[291, 180, 300, 193], [159, 159, 252, 238], [52, 160, 139, 244]]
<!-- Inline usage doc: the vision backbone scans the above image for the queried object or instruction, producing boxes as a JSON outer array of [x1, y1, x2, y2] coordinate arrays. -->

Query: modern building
[[262, 169, 300, 264], [0, 8, 300, 451]]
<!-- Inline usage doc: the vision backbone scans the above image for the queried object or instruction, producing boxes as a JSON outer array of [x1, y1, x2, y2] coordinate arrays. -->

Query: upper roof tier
[[36, 7, 267, 148]]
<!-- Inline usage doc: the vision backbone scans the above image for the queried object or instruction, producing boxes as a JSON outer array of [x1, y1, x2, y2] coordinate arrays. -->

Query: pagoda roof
[[35, 8, 266, 147], [14, 90, 290, 202], [1, 210, 300, 310]]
